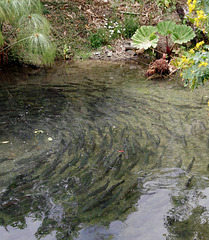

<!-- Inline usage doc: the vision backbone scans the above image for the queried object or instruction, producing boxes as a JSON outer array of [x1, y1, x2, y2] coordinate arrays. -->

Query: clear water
[[0, 60, 209, 240]]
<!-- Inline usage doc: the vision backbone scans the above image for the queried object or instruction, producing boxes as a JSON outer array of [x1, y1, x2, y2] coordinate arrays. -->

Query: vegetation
[[0, 0, 56, 65], [132, 21, 196, 54], [175, 0, 209, 89], [130, 0, 209, 89], [1, 0, 209, 89], [89, 15, 139, 49]]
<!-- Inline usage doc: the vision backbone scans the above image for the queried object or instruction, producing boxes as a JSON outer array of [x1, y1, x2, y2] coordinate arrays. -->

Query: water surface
[[0, 61, 209, 240]]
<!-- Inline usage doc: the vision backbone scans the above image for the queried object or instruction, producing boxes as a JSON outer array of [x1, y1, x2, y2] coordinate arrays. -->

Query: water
[[0, 60, 209, 240]]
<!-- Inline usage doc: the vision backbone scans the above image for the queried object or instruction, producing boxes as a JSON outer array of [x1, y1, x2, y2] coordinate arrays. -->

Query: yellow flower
[[208, 100, 209, 107], [198, 61, 208, 67], [189, 4, 195, 13], [194, 19, 199, 27], [189, 48, 194, 54], [180, 73, 183, 77], [195, 41, 204, 49], [187, 0, 192, 4], [181, 56, 189, 64], [197, 10, 207, 20]]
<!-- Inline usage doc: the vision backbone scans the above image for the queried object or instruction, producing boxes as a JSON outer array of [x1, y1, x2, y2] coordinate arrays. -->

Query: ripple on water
[[0, 61, 209, 239]]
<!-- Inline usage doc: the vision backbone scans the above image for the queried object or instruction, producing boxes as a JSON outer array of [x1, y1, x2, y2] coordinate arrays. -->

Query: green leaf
[[132, 26, 158, 50], [171, 25, 195, 44], [157, 21, 176, 36], [0, 31, 4, 47]]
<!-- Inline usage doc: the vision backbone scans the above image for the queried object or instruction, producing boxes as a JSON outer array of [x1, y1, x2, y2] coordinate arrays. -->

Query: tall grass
[[0, 0, 55, 65]]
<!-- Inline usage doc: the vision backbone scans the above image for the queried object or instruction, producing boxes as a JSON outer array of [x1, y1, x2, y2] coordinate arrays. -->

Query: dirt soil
[[42, 0, 186, 62]]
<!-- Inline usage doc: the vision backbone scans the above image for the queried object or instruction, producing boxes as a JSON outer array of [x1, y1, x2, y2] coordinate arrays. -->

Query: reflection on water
[[0, 60, 209, 239]]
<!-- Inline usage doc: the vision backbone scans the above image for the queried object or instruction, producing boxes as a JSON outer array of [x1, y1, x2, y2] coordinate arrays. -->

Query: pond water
[[0, 60, 209, 240]]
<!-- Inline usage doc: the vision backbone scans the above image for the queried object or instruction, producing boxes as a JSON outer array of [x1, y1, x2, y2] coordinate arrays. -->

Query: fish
[[127, 158, 139, 171], [138, 127, 142, 138], [59, 162, 70, 174], [181, 135, 187, 147], [122, 180, 138, 200], [88, 179, 110, 197], [0, 158, 13, 163], [97, 127, 103, 138], [114, 157, 123, 178], [109, 125, 113, 137], [100, 180, 125, 201], [100, 188, 121, 210], [185, 175, 194, 188], [144, 128, 151, 140], [69, 154, 80, 166], [186, 157, 195, 173], [100, 133, 108, 148], [176, 156, 183, 168], [80, 171, 93, 187], [95, 149, 106, 165], [155, 134, 161, 147], [79, 154, 89, 169], [130, 136, 136, 155], [144, 151, 150, 166]]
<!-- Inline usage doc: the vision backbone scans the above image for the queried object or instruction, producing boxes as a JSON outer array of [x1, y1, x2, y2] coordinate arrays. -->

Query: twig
[[120, 11, 141, 15], [128, 57, 149, 66], [5, 88, 13, 98]]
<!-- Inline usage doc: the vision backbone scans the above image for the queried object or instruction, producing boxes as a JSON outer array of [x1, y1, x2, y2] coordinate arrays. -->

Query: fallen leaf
[[1, 141, 9, 144]]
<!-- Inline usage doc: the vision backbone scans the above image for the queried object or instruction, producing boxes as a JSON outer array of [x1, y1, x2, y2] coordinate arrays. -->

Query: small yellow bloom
[[187, 0, 192, 4], [198, 61, 208, 67], [189, 4, 195, 13], [195, 41, 204, 49], [180, 73, 183, 77], [189, 48, 194, 54], [196, 10, 207, 20], [208, 100, 209, 107]]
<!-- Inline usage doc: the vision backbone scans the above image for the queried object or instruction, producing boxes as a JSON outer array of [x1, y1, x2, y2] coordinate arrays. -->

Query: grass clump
[[0, 0, 56, 66]]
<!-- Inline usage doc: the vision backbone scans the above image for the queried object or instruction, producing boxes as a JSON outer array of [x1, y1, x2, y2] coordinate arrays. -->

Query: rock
[[126, 50, 135, 56], [107, 51, 113, 57], [124, 41, 137, 51]]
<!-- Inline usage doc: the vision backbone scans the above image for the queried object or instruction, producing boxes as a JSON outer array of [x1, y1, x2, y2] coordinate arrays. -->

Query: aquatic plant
[[0, 0, 56, 65]]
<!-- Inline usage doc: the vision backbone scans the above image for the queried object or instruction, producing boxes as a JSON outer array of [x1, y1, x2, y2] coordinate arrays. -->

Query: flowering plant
[[176, 0, 209, 88], [176, 41, 209, 88]]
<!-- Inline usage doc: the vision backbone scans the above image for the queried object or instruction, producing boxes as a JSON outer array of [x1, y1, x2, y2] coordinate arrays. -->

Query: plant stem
[[151, 47, 164, 55], [170, 43, 176, 52], [0, 36, 31, 53]]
